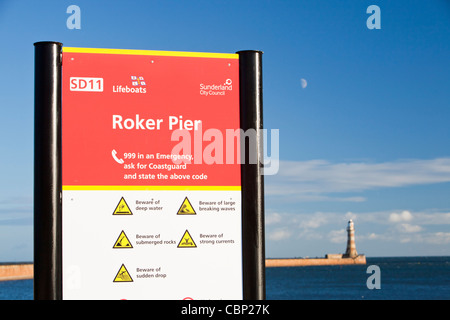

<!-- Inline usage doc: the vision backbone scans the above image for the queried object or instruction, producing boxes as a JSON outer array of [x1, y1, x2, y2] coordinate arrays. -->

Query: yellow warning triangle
[[177, 229, 197, 248], [177, 197, 196, 215], [113, 197, 133, 215], [113, 230, 133, 249], [113, 264, 133, 282]]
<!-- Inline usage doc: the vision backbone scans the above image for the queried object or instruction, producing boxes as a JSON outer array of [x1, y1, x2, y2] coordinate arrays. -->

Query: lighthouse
[[343, 219, 358, 258], [267, 219, 367, 267]]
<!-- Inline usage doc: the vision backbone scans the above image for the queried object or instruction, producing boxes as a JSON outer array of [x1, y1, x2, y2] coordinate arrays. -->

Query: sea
[[0, 256, 449, 300]]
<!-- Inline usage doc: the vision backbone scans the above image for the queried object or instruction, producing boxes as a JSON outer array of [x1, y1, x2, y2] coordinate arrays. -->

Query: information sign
[[61, 47, 242, 299]]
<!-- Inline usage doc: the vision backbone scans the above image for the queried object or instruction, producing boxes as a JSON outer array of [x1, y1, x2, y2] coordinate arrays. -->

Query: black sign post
[[33, 41, 63, 300], [237, 50, 266, 300]]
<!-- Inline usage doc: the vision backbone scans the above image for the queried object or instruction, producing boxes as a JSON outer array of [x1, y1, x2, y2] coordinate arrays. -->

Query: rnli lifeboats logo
[[131, 76, 146, 86], [112, 76, 147, 94]]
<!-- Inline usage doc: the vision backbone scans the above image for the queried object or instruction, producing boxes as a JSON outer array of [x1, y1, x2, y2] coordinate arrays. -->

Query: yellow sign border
[[63, 47, 238, 59], [63, 185, 241, 191]]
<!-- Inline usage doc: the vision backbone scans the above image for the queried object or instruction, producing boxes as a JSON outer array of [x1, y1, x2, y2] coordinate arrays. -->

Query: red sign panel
[[62, 48, 240, 187]]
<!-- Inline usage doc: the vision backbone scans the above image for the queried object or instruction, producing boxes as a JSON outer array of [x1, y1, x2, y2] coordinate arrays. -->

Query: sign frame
[[33, 41, 265, 300]]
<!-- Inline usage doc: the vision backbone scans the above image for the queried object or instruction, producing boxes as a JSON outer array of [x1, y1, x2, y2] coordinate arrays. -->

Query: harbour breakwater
[[0, 263, 33, 281], [266, 255, 366, 267], [0, 256, 366, 281]]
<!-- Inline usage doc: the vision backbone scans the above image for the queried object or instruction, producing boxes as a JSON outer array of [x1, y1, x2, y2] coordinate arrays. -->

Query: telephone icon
[[112, 149, 124, 164]]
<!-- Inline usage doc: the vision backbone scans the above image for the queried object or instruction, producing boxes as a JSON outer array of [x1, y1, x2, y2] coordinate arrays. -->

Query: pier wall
[[0, 264, 33, 281], [266, 255, 366, 267], [0, 257, 366, 281]]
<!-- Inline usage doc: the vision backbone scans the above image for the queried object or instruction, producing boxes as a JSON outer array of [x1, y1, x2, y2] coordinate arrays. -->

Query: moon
[[300, 78, 307, 89]]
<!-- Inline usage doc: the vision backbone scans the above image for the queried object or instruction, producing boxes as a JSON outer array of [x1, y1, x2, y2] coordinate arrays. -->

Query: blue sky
[[1, 0, 450, 261]]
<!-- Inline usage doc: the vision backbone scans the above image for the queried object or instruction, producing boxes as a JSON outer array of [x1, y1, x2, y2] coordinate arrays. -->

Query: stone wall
[[0, 257, 366, 280], [266, 255, 366, 267], [0, 264, 33, 281]]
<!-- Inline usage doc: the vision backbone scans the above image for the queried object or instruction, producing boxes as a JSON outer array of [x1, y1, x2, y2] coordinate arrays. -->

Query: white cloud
[[389, 210, 413, 223], [0, 195, 32, 225], [366, 233, 382, 240], [397, 223, 422, 233], [265, 212, 282, 225], [268, 228, 292, 241], [427, 232, 450, 244], [414, 212, 450, 225], [265, 211, 345, 243], [393, 231, 450, 245], [328, 229, 347, 244], [299, 212, 330, 229], [265, 209, 450, 256], [266, 157, 450, 202]]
